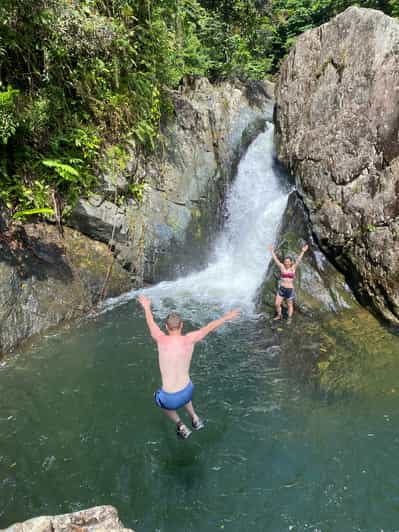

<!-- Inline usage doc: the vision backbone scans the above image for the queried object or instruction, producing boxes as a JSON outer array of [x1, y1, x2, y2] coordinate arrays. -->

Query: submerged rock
[[3, 505, 133, 531], [70, 78, 274, 284], [0, 223, 131, 356], [275, 7, 399, 325], [274, 305, 399, 397]]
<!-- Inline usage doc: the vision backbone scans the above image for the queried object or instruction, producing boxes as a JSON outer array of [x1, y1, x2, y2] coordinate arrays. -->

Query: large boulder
[[70, 78, 274, 283], [3, 505, 133, 531], [0, 223, 131, 356], [275, 7, 399, 324]]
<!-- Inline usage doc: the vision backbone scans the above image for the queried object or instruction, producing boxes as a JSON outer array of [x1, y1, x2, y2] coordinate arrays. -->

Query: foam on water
[[105, 125, 289, 322]]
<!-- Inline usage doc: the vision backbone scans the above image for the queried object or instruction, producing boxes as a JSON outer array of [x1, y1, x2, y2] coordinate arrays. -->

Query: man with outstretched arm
[[138, 294, 240, 439]]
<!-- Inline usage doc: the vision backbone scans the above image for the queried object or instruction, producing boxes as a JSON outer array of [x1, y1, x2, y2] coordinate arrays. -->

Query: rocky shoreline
[[2, 505, 133, 532]]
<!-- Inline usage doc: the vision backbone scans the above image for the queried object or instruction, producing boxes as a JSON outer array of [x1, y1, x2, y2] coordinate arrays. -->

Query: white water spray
[[106, 124, 289, 322]]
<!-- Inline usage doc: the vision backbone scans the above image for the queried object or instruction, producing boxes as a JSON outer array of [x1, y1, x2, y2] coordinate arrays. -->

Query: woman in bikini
[[267, 243, 309, 323]]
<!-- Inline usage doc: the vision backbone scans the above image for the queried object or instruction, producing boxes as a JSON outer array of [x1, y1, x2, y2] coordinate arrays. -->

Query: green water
[[1, 301, 399, 531]]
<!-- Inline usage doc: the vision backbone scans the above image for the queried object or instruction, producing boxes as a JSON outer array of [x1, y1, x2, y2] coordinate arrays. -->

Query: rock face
[[3, 505, 133, 531], [275, 7, 399, 324], [0, 223, 131, 355], [70, 77, 274, 283]]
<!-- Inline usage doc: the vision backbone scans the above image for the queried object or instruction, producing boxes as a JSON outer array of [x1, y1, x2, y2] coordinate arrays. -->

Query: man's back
[[156, 334, 195, 392], [138, 294, 239, 393], [138, 295, 239, 439]]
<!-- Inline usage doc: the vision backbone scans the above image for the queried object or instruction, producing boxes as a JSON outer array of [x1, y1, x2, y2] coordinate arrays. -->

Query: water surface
[[1, 305, 399, 531]]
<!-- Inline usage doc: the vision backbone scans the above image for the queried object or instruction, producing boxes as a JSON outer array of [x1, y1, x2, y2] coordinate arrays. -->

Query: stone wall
[[0, 223, 131, 355]]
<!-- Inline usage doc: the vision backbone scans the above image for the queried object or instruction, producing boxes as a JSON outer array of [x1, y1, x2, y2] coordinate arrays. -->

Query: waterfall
[[106, 124, 289, 322]]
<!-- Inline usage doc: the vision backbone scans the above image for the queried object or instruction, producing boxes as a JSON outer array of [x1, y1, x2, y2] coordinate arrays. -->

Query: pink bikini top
[[281, 271, 295, 279]]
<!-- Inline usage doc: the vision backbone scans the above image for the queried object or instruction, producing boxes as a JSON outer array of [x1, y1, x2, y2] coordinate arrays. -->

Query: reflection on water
[[1, 302, 399, 531]]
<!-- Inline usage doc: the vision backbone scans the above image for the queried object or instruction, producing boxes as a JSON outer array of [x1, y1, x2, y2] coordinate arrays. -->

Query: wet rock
[[3, 505, 133, 531], [275, 7, 399, 325], [277, 306, 399, 397], [260, 195, 399, 397], [265, 345, 282, 358], [69, 78, 274, 283], [0, 223, 131, 356]]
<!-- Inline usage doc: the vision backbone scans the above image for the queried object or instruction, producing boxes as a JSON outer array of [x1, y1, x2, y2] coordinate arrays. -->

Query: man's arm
[[186, 309, 240, 343], [267, 244, 284, 269], [137, 295, 165, 342], [295, 244, 309, 268]]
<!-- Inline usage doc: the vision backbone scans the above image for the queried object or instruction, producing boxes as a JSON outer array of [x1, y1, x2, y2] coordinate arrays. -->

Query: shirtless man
[[138, 294, 240, 439]]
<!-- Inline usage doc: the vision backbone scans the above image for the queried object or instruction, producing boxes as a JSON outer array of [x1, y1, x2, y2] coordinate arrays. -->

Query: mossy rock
[[273, 305, 399, 398], [259, 193, 399, 397]]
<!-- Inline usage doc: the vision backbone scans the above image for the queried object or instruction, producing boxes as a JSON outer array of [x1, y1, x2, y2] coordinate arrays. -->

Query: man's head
[[283, 256, 293, 268], [165, 312, 183, 333]]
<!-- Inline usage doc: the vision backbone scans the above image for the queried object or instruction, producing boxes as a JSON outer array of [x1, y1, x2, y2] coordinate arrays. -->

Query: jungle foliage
[[0, 0, 397, 222]]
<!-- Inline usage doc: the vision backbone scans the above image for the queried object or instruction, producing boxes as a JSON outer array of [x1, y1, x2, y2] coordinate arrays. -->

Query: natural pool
[[1, 300, 399, 531], [2, 126, 399, 531]]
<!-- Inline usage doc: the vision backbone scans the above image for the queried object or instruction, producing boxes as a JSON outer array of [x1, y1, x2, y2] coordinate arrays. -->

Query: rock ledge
[[2, 505, 133, 532]]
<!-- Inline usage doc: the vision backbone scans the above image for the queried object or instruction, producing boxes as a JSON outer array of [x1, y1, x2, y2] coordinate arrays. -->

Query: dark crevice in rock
[[244, 80, 274, 107], [0, 226, 73, 283], [315, 57, 345, 82]]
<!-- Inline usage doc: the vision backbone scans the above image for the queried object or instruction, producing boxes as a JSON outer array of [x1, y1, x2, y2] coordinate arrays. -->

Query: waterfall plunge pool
[[1, 126, 399, 531], [2, 307, 399, 531]]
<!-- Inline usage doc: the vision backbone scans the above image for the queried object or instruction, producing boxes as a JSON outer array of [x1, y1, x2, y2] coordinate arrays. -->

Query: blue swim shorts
[[154, 380, 194, 410], [278, 286, 295, 300]]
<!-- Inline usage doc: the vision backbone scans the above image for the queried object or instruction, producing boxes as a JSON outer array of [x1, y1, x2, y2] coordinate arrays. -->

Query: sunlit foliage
[[0, 0, 396, 221]]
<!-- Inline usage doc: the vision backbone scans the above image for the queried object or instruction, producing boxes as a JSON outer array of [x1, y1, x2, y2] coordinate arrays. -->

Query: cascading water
[[106, 124, 289, 321]]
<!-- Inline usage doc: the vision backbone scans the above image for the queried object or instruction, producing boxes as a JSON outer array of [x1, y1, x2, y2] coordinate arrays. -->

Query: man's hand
[[302, 244, 309, 253], [224, 308, 240, 321], [138, 294, 151, 308], [137, 294, 164, 340]]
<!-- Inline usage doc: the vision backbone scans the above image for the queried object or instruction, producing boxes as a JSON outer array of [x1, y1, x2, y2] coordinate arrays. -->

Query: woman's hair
[[284, 256, 293, 262], [165, 312, 182, 330]]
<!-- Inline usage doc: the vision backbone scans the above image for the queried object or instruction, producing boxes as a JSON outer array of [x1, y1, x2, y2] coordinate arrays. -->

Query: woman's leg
[[274, 294, 283, 320], [287, 299, 294, 321]]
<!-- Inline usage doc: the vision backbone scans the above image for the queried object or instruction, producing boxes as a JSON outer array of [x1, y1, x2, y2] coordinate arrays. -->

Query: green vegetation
[[1, 0, 397, 224]]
